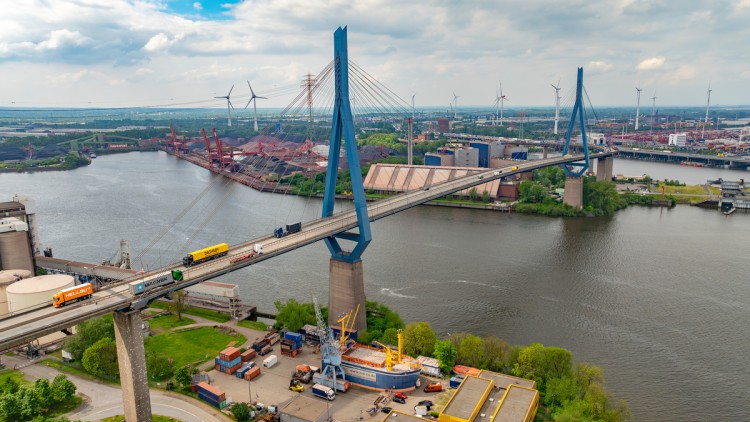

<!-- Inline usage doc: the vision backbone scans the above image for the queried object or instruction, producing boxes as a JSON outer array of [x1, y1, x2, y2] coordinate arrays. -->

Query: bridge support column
[[113, 311, 152, 422], [563, 176, 584, 209], [596, 156, 613, 181], [542, 146, 548, 159], [328, 258, 367, 332]]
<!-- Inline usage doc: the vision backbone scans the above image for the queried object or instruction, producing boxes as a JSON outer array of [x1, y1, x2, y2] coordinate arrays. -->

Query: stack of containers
[[251, 338, 267, 352], [196, 382, 227, 409], [241, 349, 257, 362], [280, 332, 303, 357], [214, 347, 242, 375]]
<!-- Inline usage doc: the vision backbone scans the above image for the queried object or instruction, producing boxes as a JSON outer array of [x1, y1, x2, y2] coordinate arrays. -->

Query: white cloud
[[637, 56, 666, 70], [36, 29, 90, 51], [735, 0, 750, 10], [51, 69, 97, 83], [193, 2, 203, 11], [587, 61, 614, 73], [143, 32, 184, 52], [135, 67, 153, 76]]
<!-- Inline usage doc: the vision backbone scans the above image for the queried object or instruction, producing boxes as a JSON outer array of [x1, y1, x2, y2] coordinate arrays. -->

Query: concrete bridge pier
[[542, 146, 548, 159], [328, 258, 367, 332], [563, 176, 584, 209], [113, 311, 152, 422], [596, 156, 614, 181]]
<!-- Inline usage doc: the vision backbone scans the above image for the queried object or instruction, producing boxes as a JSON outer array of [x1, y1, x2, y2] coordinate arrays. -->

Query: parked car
[[381, 406, 393, 414], [424, 382, 443, 393], [394, 392, 408, 400], [418, 400, 434, 410], [393, 396, 406, 404]]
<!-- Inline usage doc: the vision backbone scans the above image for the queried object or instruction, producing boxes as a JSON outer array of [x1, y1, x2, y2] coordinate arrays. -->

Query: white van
[[263, 354, 278, 368]]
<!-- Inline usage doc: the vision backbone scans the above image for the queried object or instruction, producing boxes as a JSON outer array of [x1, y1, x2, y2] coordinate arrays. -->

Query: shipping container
[[241, 349, 257, 362], [244, 366, 261, 381], [196, 382, 226, 402], [220, 346, 241, 361], [265, 332, 281, 345], [259, 345, 272, 356], [450, 376, 464, 389], [252, 339, 267, 352], [128, 273, 174, 296], [312, 373, 350, 392]]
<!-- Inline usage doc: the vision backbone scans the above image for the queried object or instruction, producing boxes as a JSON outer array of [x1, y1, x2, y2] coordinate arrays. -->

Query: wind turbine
[[244, 80, 267, 132], [551, 80, 561, 135], [702, 81, 712, 140], [411, 93, 416, 120], [650, 92, 657, 117], [452, 91, 459, 119], [635, 85, 643, 130], [498, 82, 509, 126], [214, 85, 234, 127]]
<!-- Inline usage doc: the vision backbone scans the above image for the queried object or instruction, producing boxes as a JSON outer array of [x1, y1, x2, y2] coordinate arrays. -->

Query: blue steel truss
[[562, 67, 590, 177], [321, 27, 372, 263]]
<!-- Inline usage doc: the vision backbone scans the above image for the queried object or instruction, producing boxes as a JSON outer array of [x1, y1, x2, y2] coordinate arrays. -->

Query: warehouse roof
[[363, 164, 501, 198], [279, 395, 329, 422], [442, 375, 493, 421], [493, 385, 539, 422], [478, 371, 536, 390]]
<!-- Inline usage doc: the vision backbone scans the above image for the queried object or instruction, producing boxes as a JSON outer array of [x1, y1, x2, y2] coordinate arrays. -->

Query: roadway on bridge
[[0, 152, 611, 351]]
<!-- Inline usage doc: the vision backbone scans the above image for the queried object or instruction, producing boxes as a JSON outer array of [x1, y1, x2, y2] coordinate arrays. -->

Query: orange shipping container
[[241, 349, 257, 362], [244, 366, 261, 381]]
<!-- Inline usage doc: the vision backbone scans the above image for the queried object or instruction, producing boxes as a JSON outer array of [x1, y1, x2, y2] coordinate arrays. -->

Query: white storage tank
[[6, 274, 75, 314], [0, 269, 33, 316]]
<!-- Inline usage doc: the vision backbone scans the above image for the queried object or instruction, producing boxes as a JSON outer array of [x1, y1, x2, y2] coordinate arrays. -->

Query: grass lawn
[[149, 301, 230, 323], [664, 185, 709, 195], [148, 314, 196, 333], [40, 359, 120, 385], [0, 369, 27, 387], [48, 395, 83, 417], [145, 327, 245, 368], [103, 415, 180, 422], [237, 320, 268, 331]]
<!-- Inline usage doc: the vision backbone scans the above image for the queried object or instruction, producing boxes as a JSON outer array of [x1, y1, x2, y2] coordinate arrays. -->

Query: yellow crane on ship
[[337, 304, 360, 349]]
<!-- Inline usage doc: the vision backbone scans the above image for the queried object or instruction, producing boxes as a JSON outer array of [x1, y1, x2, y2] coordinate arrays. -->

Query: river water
[[2, 152, 748, 421]]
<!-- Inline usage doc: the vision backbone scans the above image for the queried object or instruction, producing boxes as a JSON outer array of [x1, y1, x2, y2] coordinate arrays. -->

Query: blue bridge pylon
[[321, 26, 372, 263], [562, 67, 590, 177]]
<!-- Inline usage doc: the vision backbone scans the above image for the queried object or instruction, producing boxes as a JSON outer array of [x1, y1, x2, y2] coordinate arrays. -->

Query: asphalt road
[[4, 355, 229, 422]]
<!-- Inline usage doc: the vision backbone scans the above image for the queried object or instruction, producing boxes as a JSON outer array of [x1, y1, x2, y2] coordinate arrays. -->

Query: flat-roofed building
[[438, 370, 539, 422], [492, 385, 539, 422], [279, 395, 331, 422], [363, 164, 503, 200]]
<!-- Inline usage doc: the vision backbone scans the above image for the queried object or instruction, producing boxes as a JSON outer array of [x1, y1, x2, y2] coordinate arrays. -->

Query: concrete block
[[328, 258, 367, 332], [114, 311, 152, 422], [564, 176, 584, 209]]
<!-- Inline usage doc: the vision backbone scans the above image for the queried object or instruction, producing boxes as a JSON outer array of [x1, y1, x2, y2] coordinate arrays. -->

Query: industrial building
[[0, 197, 40, 273], [668, 133, 687, 147], [439, 371, 538, 422], [278, 394, 332, 422], [184, 280, 241, 318], [363, 164, 523, 201]]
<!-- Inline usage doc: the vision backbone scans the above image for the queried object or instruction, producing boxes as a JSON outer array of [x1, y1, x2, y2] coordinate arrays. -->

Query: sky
[[1, 0, 749, 110]]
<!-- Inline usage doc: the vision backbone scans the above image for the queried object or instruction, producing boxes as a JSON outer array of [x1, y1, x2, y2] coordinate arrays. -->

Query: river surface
[[2, 152, 749, 421]]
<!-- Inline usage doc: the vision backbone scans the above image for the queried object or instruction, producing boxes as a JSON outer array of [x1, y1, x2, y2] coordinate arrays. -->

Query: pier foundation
[[328, 258, 367, 331], [563, 176, 584, 209], [596, 156, 614, 181], [114, 311, 152, 422]]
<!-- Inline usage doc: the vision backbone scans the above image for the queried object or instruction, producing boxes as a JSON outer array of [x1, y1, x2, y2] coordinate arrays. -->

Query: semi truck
[[312, 373, 350, 393], [52, 283, 94, 308], [273, 223, 302, 238], [311, 384, 335, 401]]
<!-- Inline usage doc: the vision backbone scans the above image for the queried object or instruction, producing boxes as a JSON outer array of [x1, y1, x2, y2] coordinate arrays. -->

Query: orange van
[[424, 382, 443, 393]]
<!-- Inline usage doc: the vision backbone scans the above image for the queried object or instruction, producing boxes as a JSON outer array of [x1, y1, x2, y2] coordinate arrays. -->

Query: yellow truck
[[182, 243, 229, 266]]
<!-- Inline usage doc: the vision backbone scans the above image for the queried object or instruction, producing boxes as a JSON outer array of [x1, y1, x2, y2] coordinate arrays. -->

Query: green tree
[[64, 316, 115, 360], [231, 402, 251, 421], [174, 366, 192, 389], [481, 190, 490, 203], [457, 335, 485, 368], [574, 363, 604, 399], [512, 343, 572, 392], [481, 336, 511, 373], [146, 352, 174, 381], [274, 299, 316, 332], [82, 337, 119, 378], [469, 188, 479, 201], [50, 374, 77, 403], [433, 340, 457, 375], [0, 392, 21, 420], [19, 387, 41, 419], [2, 377, 20, 395], [380, 328, 400, 346], [169, 290, 187, 321], [33, 378, 52, 410], [403, 322, 437, 357], [583, 178, 625, 216], [518, 180, 547, 203]]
